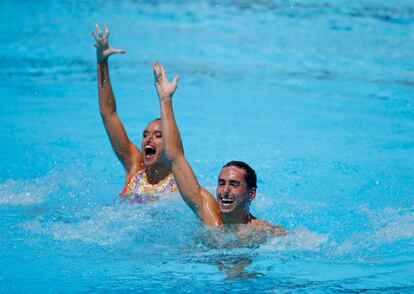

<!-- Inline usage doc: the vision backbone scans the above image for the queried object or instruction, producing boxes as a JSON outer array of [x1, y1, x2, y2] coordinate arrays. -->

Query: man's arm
[[92, 24, 143, 181], [153, 61, 221, 226]]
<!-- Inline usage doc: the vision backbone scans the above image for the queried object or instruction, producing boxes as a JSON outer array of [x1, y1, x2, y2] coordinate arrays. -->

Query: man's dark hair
[[223, 160, 257, 190]]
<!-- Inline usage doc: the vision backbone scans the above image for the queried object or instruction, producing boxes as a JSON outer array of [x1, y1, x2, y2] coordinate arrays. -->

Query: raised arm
[[153, 61, 221, 226], [92, 24, 143, 181]]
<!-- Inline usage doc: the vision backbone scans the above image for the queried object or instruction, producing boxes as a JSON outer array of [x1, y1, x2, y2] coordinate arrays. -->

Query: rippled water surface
[[1, 0, 413, 292]]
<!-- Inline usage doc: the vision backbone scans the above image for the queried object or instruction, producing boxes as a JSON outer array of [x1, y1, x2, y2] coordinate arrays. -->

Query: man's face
[[141, 120, 165, 166], [216, 166, 254, 215]]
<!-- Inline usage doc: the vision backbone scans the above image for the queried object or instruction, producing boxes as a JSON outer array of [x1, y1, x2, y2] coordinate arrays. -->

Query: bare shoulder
[[199, 187, 222, 226], [250, 218, 288, 236], [199, 187, 219, 211], [125, 143, 144, 180]]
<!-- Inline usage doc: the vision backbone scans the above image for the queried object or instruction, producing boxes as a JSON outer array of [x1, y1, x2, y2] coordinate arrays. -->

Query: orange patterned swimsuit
[[120, 169, 178, 203]]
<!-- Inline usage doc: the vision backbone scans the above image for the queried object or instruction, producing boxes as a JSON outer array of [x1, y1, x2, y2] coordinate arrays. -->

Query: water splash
[[335, 205, 414, 258], [0, 176, 57, 206], [260, 225, 329, 252], [23, 205, 143, 245], [22, 195, 192, 247]]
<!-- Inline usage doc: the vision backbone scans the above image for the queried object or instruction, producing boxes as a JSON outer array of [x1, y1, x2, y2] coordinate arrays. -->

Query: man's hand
[[92, 24, 126, 62], [153, 60, 179, 101]]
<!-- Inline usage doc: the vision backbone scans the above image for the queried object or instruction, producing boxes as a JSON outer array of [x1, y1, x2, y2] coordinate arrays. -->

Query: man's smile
[[218, 193, 237, 210]]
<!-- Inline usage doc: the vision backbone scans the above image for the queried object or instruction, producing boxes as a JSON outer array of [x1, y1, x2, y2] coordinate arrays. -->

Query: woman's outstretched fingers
[[96, 24, 103, 37], [173, 75, 180, 87], [115, 48, 126, 54], [104, 24, 109, 38]]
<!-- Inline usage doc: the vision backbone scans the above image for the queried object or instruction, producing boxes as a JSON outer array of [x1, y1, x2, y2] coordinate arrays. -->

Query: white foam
[[22, 196, 189, 246], [0, 164, 101, 207], [0, 177, 55, 206], [23, 205, 146, 245], [260, 225, 329, 251], [361, 205, 414, 242], [335, 205, 414, 256]]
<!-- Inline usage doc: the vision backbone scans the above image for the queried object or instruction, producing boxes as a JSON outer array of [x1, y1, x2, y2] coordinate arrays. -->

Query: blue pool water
[[1, 0, 413, 292]]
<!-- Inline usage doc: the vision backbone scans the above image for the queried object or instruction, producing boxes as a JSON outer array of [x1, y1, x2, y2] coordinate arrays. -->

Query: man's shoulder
[[250, 218, 288, 236]]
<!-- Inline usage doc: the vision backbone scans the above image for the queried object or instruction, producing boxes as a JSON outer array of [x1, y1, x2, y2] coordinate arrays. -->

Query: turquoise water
[[1, 0, 413, 292]]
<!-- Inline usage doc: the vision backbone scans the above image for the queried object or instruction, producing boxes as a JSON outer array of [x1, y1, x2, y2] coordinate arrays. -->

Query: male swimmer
[[92, 24, 177, 203], [152, 61, 286, 235]]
